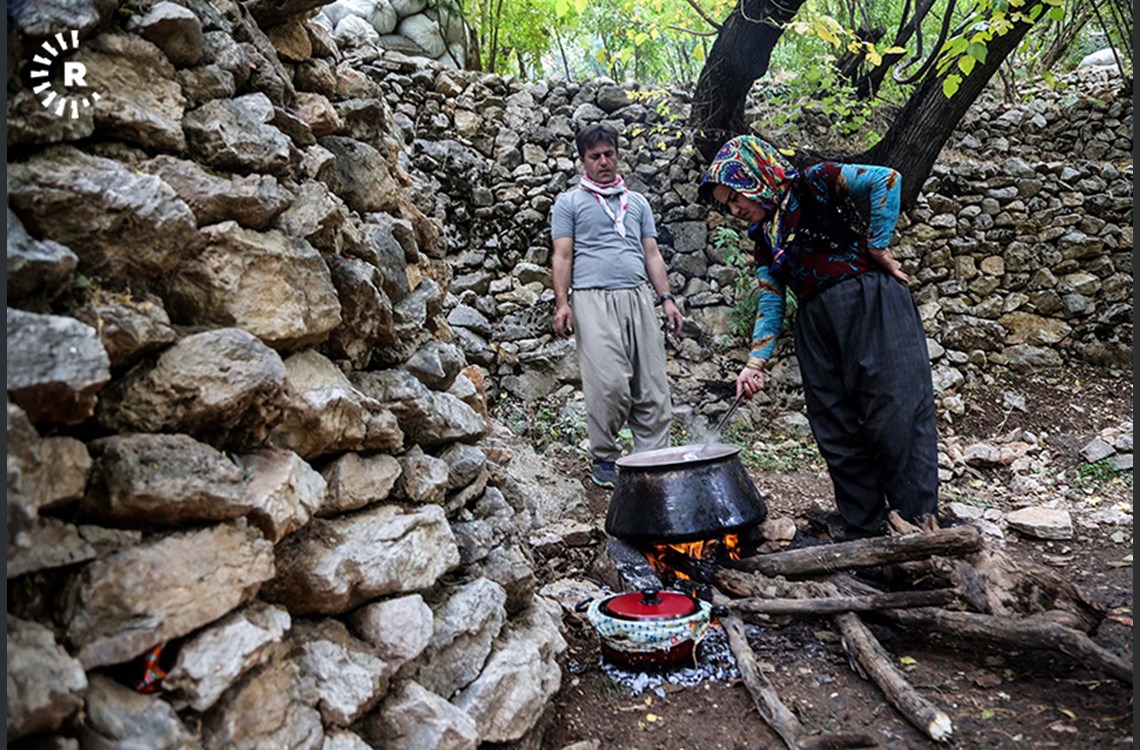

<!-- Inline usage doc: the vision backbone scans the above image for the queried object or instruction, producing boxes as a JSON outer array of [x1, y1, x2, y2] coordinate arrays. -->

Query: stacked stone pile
[[368, 62, 1131, 432], [7, 2, 588, 747]]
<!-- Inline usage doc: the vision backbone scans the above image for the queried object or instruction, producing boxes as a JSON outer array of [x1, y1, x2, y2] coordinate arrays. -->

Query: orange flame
[[644, 534, 743, 579]]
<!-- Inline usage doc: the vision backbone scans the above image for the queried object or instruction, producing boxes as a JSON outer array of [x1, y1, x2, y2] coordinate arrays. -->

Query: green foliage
[[1074, 460, 1132, 490], [720, 422, 823, 473]]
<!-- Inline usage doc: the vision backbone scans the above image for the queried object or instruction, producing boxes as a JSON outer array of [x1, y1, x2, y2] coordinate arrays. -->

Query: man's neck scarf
[[700, 136, 799, 274], [579, 172, 629, 238]]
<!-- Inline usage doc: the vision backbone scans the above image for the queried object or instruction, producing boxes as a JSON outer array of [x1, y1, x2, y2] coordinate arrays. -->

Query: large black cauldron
[[605, 444, 768, 543]]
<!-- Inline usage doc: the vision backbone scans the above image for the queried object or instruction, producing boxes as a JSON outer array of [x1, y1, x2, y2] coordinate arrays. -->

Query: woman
[[700, 135, 938, 539]]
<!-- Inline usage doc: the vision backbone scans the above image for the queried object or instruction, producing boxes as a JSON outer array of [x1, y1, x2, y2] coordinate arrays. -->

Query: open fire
[[644, 533, 744, 581]]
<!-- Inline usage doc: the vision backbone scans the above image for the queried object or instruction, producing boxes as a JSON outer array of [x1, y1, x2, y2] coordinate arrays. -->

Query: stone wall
[[7, 3, 586, 747], [375, 63, 1132, 432]]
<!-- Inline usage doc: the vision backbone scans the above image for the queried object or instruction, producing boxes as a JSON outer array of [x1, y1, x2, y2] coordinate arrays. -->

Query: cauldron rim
[[615, 443, 740, 469]]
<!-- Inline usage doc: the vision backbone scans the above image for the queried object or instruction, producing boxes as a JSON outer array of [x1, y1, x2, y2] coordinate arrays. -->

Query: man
[[551, 123, 684, 488]]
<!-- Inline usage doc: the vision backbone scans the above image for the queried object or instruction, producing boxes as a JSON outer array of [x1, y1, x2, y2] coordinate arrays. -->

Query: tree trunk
[[862, 1, 1047, 209], [689, 0, 808, 161]]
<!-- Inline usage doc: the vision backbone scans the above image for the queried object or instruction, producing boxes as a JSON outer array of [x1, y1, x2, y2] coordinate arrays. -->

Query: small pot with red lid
[[581, 589, 713, 668]]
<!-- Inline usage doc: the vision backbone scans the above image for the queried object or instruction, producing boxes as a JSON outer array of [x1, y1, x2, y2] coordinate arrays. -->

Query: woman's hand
[[735, 365, 765, 402], [869, 247, 909, 284]]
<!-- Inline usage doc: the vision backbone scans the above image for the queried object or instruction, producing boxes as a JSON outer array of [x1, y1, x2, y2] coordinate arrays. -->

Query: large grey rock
[[292, 619, 392, 727], [323, 731, 372, 750], [348, 594, 434, 672], [6, 208, 77, 303], [271, 350, 404, 460], [264, 504, 459, 615], [488, 427, 590, 531], [81, 33, 187, 152], [6, 88, 95, 147], [6, 617, 87, 741], [241, 448, 327, 542], [60, 520, 275, 668], [452, 598, 566, 742], [439, 443, 487, 490], [6, 402, 91, 517], [143, 155, 293, 229], [127, 1, 203, 67], [183, 93, 294, 174], [276, 180, 350, 253], [324, 255, 397, 369], [97, 328, 288, 449], [8, 0, 114, 37], [83, 433, 250, 525], [1005, 507, 1074, 540], [361, 681, 478, 750], [72, 293, 178, 368], [7, 517, 98, 578], [941, 316, 1007, 352], [319, 452, 403, 516], [165, 222, 341, 351], [319, 136, 405, 215], [201, 658, 324, 750], [1080, 437, 1115, 463], [352, 369, 488, 448], [7, 147, 198, 282], [79, 675, 198, 749], [468, 541, 537, 614], [404, 340, 465, 391], [396, 445, 450, 504], [164, 602, 292, 712], [7, 309, 111, 425], [418, 577, 507, 698]]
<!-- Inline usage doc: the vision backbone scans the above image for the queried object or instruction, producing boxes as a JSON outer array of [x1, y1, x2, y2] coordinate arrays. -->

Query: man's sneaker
[[591, 460, 617, 488]]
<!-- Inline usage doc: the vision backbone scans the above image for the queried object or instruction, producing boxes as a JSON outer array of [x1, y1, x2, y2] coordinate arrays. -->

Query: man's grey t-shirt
[[551, 187, 657, 290]]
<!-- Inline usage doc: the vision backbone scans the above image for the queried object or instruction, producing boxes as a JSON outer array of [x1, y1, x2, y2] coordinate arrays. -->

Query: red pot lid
[[600, 590, 698, 621]]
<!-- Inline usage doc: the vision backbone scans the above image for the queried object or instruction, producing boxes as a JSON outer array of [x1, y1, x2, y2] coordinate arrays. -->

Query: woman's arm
[[736, 265, 786, 400], [840, 164, 908, 282]]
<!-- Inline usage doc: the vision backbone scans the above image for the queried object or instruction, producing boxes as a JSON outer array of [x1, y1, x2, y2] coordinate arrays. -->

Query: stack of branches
[[661, 512, 1132, 748]]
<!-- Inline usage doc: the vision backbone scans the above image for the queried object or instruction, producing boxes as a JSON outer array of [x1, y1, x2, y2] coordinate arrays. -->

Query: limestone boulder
[[83, 433, 250, 526], [271, 350, 404, 459], [164, 602, 292, 712], [404, 340, 465, 391], [264, 504, 459, 615], [240, 448, 327, 542], [417, 577, 507, 698], [352, 369, 487, 448], [81, 33, 187, 152], [324, 255, 397, 370], [292, 619, 392, 727], [6, 208, 77, 303], [165, 222, 341, 351], [60, 520, 275, 668], [361, 681, 477, 750], [80, 675, 198, 749], [319, 452, 402, 516], [348, 594, 433, 672], [183, 93, 294, 175], [451, 598, 566, 743], [396, 445, 450, 504], [97, 328, 288, 449], [201, 658, 324, 750], [7, 146, 199, 282], [7, 617, 87, 741], [127, 1, 203, 67], [143, 155, 293, 229], [72, 293, 178, 368], [7, 309, 111, 425]]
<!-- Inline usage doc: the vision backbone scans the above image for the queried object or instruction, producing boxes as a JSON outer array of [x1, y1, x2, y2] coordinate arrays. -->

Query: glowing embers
[[644, 533, 744, 582]]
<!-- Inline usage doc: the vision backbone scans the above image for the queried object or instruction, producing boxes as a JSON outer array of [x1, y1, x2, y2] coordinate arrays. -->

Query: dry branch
[[729, 526, 983, 578], [833, 609, 954, 743], [868, 606, 1133, 685], [715, 593, 877, 750], [730, 587, 956, 616]]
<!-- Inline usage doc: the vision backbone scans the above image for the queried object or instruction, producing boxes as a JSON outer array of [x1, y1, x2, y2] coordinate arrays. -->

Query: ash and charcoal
[[595, 623, 764, 696]]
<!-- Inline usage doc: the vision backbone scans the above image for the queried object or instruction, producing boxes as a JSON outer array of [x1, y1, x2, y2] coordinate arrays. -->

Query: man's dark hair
[[576, 123, 620, 158]]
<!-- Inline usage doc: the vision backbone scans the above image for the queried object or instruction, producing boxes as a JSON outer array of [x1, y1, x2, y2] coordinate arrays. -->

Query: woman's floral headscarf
[[699, 136, 798, 273]]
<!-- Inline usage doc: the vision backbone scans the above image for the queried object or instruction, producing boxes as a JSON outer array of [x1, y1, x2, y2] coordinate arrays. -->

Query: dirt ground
[[531, 365, 1133, 749]]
